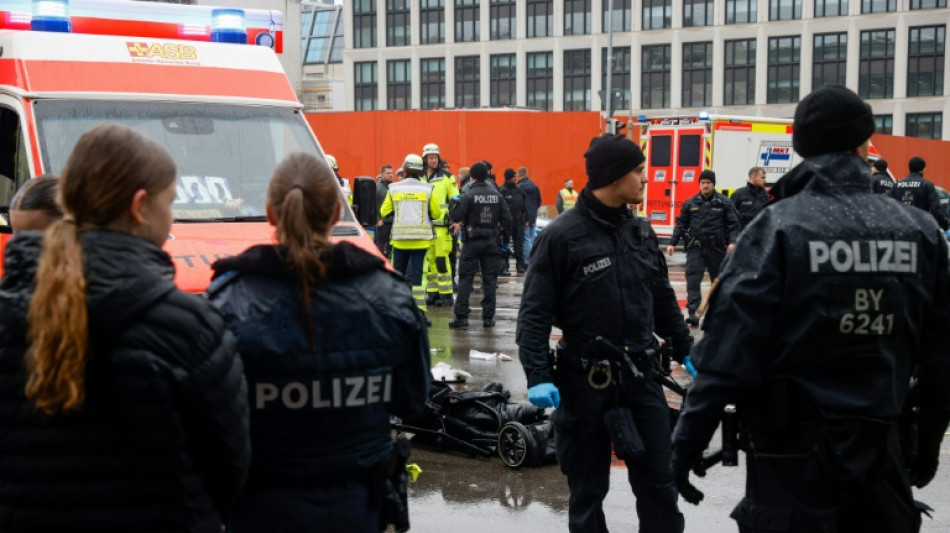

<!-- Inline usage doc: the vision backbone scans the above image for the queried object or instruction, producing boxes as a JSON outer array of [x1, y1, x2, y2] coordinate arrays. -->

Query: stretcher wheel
[[497, 421, 529, 468]]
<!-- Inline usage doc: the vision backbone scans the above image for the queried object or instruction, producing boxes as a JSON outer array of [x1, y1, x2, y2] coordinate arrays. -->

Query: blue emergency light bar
[[210, 8, 246, 44], [31, 0, 71, 33]]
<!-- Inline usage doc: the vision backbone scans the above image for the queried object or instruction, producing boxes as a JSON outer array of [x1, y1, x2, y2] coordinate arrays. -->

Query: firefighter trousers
[[425, 227, 454, 298]]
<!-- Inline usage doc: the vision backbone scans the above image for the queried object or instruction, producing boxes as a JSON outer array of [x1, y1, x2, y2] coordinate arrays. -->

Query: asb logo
[[757, 141, 793, 169], [126, 42, 198, 60]]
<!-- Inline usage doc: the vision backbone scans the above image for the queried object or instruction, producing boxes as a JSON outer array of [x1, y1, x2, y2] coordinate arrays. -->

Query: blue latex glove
[[683, 356, 697, 378], [944, 229, 950, 241], [452, 195, 461, 202], [528, 383, 560, 408]]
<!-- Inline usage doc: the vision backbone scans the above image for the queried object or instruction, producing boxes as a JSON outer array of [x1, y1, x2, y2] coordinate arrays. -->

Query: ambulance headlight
[[698, 111, 710, 120], [210, 8, 246, 44], [31, 0, 71, 33]]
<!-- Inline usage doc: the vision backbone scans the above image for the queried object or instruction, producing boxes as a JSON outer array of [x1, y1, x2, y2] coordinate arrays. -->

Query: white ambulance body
[[634, 114, 801, 239], [0, 0, 376, 292]]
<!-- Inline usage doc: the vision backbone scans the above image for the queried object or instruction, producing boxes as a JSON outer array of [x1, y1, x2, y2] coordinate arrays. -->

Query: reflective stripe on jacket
[[390, 179, 436, 241]]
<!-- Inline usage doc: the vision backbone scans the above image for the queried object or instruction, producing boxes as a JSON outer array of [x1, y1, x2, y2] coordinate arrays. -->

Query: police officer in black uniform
[[500, 168, 527, 274], [892, 156, 949, 230], [666, 171, 740, 326], [729, 166, 769, 229], [671, 85, 950, 532], [870, 159, 894, 195], [449, 162, 511, 328], [517, 134, 693, 533]]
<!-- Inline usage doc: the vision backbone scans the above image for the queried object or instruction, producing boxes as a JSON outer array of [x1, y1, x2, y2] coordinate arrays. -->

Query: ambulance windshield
[[32, 100, 355, 223]]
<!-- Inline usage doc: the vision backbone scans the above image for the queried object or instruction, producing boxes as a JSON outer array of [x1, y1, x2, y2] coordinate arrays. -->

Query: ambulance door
[[645, 128, 674, 229], [675, 128, 704, 205]]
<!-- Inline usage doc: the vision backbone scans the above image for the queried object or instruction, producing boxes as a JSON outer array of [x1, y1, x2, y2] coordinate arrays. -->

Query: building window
[[906, 112, 943, 139], [859, 29, 895, 99], [601, 46, 631, 111], [564, 49, 591, 110], [862, 0, 896, 13], [421, 58, 446, 109], [490, 54, 517, 107], [490, 0, 515, 40], [564, 0, 591, 36], [813, 33, 847, 89], [303, 10, 338, 64], [770, 0, 801, 20], [643, 0, 671, 31], [526, 0, 553, 38], [726, 0, 757, 24], [683, 0, 713, 27], [455, 0, 479, 43], [908, 25, 945, 97], [911, 0, 947, 8], [353, 0, 376, 49], [814, 0, 847, 16], [527, 51, 554, 110], [603, 0, 631, 32], [767, 36, 800, 103], [455, 55, 480, 108], [873, 114, 893, 135], [724, 39, 756, 105], [386, 60, 411, 110], [420, 0, 445, 45], [683, 41, 713, 107], [642, 44, 671, 109], [386, 0, 410, 47], [354, 61, 377, 111]]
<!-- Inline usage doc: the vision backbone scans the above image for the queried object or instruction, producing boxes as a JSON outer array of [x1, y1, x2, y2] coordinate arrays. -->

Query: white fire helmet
[[404, 154, 425, 175], [422, 143, 440, 158], [325, 154, 339, 171]]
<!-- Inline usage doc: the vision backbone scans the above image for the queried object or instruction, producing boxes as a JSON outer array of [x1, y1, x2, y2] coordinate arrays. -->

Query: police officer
[[870, 159, 894, 195], [892, 156, 949, 230], [500, 168, 527, 274], [517, 134, 693, 533], [666, 171, 740, 326], [422, 143, 459, 307], [729, 166, 769, 229], [556, 178, 578, 214], [671, 85, 950, 532], [380, 154, 444, 323], [449, 162, 511, 329]]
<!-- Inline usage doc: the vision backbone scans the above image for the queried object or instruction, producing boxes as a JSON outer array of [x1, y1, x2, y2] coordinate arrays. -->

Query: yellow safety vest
[[560, 188, 578, 211], [390, 179, 435, 241], [428, 172, 459, 226]]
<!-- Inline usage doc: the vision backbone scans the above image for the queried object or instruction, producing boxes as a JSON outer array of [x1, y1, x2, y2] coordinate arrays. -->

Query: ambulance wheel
[[498, 421, 529, 468]]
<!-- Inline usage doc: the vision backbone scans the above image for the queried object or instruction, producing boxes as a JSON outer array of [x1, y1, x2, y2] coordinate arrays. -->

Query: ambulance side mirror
[[352, 176, 379, 227]]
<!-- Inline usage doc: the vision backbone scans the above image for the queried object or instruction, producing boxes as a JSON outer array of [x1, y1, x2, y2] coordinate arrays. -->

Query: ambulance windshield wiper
[[211, 215, 268, 222]]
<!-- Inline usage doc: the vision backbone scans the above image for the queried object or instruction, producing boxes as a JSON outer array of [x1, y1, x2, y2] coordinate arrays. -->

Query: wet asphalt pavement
[[404, 251, 950, 532]]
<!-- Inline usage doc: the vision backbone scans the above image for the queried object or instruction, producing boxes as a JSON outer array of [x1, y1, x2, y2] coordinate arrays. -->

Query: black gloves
[[670, 449, 704, 505], [908, 452, 939, 488], [672, 335, 693, 366]]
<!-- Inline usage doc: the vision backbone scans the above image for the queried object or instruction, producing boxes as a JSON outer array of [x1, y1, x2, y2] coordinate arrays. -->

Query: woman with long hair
[[207, 152, 430, 533], [0, 123, 250, 532]]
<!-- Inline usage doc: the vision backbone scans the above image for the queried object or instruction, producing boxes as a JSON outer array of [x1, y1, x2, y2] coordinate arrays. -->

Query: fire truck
[[0, 0, 379, 292], [630, 113, 887, 239]]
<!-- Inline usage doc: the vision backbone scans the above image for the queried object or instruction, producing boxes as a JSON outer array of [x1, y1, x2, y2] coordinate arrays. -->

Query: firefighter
[[729, 166, 769, 229], [422, 143, 458, 307], [517, 134, 693, 533], [892, 156, 949, 230], [556, 178, 578, 214], [672, 84, 950, 533], [666, 170, 740, 326], [325, 154, 350, 202], [380, 154, 443, 324], [449, 162, 511, 329]]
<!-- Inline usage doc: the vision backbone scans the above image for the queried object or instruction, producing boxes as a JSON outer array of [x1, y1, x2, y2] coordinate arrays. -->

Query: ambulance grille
[[332, 225, 362, 237]]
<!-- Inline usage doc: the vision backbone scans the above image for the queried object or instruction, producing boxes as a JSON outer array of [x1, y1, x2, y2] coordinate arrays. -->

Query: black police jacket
[[871, 171, 894, 195], [669, 191, 741, 247], [729, 183, 770, 229], [891, 172, 949, 229], [672, 153, 950, 474], [501, 181, 527, 225], [516, 188, 693, 387], [0, 231, 249, 533], [208, 242, 430, 487], [452, 180, 513, 241]]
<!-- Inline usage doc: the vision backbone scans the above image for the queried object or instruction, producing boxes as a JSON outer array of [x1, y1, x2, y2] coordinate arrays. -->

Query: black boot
[[426, 293, 438, 306], [448, 317, 469, 329], [482, 319, 495, 328]]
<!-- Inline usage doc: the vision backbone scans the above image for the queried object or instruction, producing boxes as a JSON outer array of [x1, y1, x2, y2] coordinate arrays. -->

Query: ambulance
[[631, 113, 888, 240], [0, 0, 379, 292]]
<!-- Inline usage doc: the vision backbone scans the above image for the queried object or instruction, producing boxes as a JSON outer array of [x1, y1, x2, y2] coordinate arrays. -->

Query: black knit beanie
[[793, 85, 875, 158], [872, 159, 888, 172], [699, 169, 716, 185], [909, 156, 926, 174], [470, 162, 488, 181], [504, 168, 516, 181], [584, 134, 646, 190]]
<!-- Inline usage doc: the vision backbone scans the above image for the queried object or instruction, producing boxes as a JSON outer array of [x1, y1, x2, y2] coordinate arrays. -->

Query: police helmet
[[404, 154, 425, 176], [422, 143, 440, 157], [325, 154, 339, 171]]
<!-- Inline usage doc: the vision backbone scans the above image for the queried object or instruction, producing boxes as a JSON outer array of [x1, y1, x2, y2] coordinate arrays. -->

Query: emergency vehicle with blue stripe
[[0, 0, 379, 292]]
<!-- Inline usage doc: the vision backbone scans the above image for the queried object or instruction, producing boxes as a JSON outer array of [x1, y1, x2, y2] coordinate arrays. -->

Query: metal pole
[[605, 0, 614, 131]]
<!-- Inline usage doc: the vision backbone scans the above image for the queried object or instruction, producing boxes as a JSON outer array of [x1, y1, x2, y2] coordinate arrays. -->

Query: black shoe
[[438, 295, 454, 307], [499, 270, 511, 277], [482, 319, 495, 328], [449, 317, 469, 329], [516, 268, 526, 274], [426, 293, 438, 305], [685, 315, 699, 327]]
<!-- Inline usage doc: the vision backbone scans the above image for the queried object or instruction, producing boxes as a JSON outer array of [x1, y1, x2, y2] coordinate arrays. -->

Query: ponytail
[[26, 220, 89, 414]]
